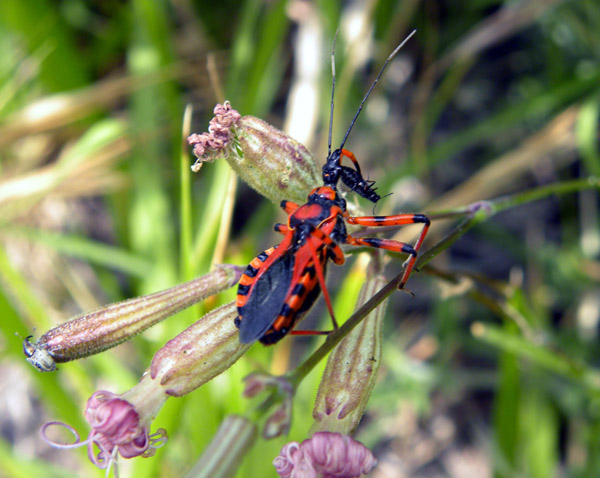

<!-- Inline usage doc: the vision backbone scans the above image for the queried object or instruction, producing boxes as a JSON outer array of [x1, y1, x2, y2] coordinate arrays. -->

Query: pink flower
[[41, 388, 167, 474], [273, 432, 377, 478], [85, 391, 153, 463]]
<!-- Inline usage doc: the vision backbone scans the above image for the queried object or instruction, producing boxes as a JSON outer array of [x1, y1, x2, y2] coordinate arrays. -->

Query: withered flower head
[[41, 383, 167, 474], [187, 102, 320, 205], [187, 102, 241, 162], [273, 431, 377, 478], [84, 389, 166, 463]]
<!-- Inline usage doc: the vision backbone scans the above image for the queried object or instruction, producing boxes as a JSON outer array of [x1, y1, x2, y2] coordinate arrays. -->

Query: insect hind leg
[[289, 329, 334, 336], [346, 213, 430, 289]]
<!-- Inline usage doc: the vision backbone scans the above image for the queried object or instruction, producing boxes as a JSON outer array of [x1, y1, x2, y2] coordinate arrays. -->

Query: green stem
[[180, 104, 193, 281], [492, 177, 599, 213], [472, 322, 600, 394], [418, 177, 600, 270], [287, 271, 402, 386]]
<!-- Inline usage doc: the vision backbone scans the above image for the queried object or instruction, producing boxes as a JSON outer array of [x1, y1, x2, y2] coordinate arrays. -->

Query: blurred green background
[[0, 0, 599, 477]]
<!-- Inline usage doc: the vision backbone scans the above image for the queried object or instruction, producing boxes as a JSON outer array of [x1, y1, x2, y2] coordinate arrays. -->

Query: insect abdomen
[[258, 259, 326, 345]]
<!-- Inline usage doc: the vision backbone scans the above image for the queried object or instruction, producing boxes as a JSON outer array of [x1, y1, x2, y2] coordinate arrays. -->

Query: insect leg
[[346, 213, 430, 289], [290, 329, 331, 336], [274, 223, 288, 235], [305, 227, 345, 265], [280, 200, 300, 215], [304, 237, 339, 330]]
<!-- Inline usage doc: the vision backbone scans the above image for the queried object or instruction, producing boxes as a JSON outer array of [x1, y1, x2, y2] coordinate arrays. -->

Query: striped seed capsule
[[24, 264, 242, 372], [311, 273, 388, 435]]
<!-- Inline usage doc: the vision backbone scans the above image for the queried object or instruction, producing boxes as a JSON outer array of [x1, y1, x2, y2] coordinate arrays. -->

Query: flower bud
[[311, 274, 387, 435], [151, 302, 250, 396], [242, 372, 295, 439], [24, 265, 242, 372], [188, 102, 320, 205]]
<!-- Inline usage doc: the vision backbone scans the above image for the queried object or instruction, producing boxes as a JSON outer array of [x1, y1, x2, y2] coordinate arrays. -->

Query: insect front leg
[[305, 227, 345, 265], [346, 213, 430, 289], [274, 223, 288, 235], [280, 200, 300, 215]]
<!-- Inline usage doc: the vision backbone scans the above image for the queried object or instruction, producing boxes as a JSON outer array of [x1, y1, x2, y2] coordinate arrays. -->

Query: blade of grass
[[4, 226, 153, 277]]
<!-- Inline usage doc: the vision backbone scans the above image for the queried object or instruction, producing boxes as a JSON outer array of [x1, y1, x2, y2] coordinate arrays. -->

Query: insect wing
[[237, 251, 295, 344], [257, 248, 327, 345]]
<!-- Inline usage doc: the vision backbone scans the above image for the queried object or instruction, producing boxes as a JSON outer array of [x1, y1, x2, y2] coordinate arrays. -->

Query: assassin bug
[[235, 31, 430, 345]]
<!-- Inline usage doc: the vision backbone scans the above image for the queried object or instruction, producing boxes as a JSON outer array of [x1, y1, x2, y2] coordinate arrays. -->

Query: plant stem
[[418, 177, 600, 270], [287, 271, 402, 386]]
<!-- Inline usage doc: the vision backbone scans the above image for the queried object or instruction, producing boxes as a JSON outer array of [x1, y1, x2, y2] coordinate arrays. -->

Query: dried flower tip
[[24, 265, 242, 372], [188, 102, 320, 205], [468, 199, 494, 216], [273, 432, 377, 478], [151, 302, 250, 396], [188, 101, 241, 167], [312, 274, 387, 435]]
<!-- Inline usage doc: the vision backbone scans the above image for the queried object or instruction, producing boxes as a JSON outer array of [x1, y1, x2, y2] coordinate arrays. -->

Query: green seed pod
[[188, 102, 320, 205], [311, 274, 388, 435], [24, 265, 242, 372], [151, 302, 250, 397], [229, 115, 320, 204]]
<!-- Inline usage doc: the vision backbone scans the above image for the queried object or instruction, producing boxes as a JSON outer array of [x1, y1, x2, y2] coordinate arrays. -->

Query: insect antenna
[[338, 29, 416, 152], [372, 192, 393, 214], [327, 30, 339, 159]]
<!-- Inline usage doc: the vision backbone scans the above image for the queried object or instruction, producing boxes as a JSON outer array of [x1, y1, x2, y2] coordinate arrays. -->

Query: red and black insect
[[235, 31, 429, 345]]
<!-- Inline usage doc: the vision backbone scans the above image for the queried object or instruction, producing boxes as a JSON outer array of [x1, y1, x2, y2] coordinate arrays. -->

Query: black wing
[[237, 250, 295, 344]]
